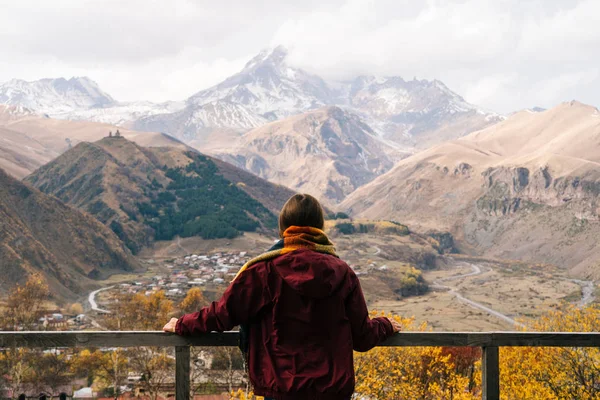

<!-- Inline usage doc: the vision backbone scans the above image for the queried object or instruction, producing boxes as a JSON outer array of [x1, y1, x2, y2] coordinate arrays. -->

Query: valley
[[1, 46, 599, 335], [84, 227, 593, 332]]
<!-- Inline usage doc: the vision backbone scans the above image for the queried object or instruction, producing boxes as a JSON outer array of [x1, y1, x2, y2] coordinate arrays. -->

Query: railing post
[[176, 346, 191, 400], [482, 346, 500, 400]]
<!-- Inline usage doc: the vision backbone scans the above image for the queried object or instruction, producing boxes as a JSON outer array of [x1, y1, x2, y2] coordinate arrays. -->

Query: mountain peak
[[0, 76, 116, 115], [243, 46, 288, 70]]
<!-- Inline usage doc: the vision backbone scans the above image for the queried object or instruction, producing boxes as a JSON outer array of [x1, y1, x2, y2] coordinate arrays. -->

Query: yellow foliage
[[179, 287, 206, 314], [355, 307, 600, 399], [354, 313, 480, 400], [2, 273, 49, 329], [230, 389, 264, 400], [500, 306, 600, 400], [69, 302, 84, 315], [106, 290, 174, 330]]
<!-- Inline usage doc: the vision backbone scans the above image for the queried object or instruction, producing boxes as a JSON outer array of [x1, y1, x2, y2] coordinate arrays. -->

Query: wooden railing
[[2, 331, 600, 400]]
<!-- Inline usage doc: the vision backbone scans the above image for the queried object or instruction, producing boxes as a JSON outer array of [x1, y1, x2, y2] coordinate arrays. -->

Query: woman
[[163, 194, 401, 399]]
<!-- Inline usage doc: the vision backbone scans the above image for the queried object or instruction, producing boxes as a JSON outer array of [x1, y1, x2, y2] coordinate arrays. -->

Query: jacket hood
[[271, 249, 349, 299]]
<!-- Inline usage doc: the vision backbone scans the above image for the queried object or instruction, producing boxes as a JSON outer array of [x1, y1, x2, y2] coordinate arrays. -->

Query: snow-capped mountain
[[340, 75, 504, 148], [134, 46, 333, 139], [65, 100, 185, 126], [134, 100, 268, 140], [135, 46, 501, 148], [1, 47, 501, 149], [0, 77, 185, 126], [189, 46, 333, 118], [0, 77, 115, 115]]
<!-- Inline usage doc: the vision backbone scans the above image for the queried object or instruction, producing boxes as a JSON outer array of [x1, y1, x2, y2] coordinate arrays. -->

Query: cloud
[[274, 0, 600, 112], [0, 0, 599, 112]]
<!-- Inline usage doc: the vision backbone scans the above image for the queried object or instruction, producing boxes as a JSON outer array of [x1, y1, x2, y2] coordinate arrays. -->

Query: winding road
[[431, 262, 596, 328], [431, 263, 526, 328], [88, 286, 114, 314]]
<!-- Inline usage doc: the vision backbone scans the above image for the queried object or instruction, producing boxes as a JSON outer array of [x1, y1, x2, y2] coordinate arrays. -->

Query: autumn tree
[[94, 350, 129, 399], [0, 274, 50, 398], [99, 291, 175, 398], [71, 348, 130, 397], [210, 347, 245, 393], [179, 287, 206, 314], [2, 274, 49, 330], [68, 303, 84, 315], [104, 291, 173, 331], [0, 349, 36, 399], [353, 313, 480, 400], [441, 346, 481, 392], [26, 351, 72, 396], [129, 348, 175, 400], [500, 306, 600, 400], [70, 349, 104, 387]]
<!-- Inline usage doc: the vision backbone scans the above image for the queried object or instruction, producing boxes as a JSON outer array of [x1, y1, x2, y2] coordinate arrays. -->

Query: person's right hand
[[387, 317, 402, 333]]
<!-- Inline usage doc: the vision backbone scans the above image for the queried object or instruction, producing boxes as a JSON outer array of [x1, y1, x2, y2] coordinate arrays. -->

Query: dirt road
[[431, 263, 526, 328]]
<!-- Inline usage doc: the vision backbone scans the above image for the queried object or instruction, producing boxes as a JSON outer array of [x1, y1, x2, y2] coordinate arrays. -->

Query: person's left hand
[[163, 317, 179, 333]]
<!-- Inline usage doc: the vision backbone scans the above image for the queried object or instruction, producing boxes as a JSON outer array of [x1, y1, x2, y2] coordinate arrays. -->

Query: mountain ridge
[[342, 100, 600, 279], [0, 77, 185, 125], [26, 137, 296, 253]]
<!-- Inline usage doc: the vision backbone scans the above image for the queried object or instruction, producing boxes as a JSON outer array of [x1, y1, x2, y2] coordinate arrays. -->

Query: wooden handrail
[[3, 330, 600, 348], [3, 331, 600, 400]]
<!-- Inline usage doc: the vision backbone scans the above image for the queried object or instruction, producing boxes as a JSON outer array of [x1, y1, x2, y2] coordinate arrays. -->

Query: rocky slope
[[342, 101, 600, 279], [0, 105, 187, 179], [26, 137, 295, 254], [212, 106, 403, 204], [0, 167, 139, 299]]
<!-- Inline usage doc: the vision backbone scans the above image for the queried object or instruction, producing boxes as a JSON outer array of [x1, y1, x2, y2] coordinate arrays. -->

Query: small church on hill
[[107, 129, 123, 138]]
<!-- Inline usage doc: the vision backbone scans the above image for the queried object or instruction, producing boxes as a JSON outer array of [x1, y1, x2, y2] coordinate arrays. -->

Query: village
[[106, 250, 252, 303]]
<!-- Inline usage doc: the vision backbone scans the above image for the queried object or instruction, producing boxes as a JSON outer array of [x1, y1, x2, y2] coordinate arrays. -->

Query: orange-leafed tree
[[179, 287, 206, 314], [2, 273, 49, 330], [353, 313, 480, 400], [500, 306, 600, 400]]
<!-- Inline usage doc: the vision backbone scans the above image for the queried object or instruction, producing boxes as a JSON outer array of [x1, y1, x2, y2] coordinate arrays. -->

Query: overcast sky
[[0, 0, 598, 114]]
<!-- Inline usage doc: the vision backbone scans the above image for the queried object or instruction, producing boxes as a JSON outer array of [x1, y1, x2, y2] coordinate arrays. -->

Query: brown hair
[[279, 194, 325, 236]]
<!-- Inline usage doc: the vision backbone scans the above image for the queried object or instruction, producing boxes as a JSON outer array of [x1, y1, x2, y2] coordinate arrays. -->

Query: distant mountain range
[[0, 77, 184, 125], [1, 46, 599, 291], [1, 46, 501, 151], [0, 167, 139, 299], [342, 101, 600, 280], [134, 46, 502, 149], [0, 47, 508, 205]]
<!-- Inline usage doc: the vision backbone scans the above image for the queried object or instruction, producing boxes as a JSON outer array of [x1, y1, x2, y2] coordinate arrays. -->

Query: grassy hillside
[[26, 137, 294, 253]]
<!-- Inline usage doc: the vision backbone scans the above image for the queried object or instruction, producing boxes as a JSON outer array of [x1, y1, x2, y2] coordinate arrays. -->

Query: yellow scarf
[[233, 225, 337, 280]]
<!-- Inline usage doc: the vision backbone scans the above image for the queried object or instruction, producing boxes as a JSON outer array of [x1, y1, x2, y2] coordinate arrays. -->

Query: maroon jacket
[[176, 249, 394, 399]]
